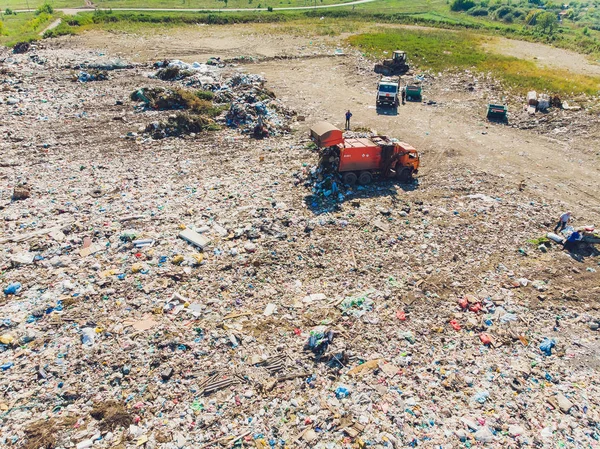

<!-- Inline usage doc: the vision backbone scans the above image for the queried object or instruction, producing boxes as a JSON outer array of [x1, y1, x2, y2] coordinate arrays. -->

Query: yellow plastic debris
[[0, 334, 15, 345]]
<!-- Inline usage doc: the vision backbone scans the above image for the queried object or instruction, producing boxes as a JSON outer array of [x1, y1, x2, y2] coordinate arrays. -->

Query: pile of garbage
[[75, 70, 109, 82], [131, 87, 212, 112], [71, 58, 133, 71], [152, 59, 218, 82], [12, 41, 31, 54], [136, 70, 295, 138], [144, 112, 218, 139], [223, 74, 294, 137]]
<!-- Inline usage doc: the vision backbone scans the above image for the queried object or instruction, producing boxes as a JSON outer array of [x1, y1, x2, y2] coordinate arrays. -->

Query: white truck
[[376, 77, 400, 107]]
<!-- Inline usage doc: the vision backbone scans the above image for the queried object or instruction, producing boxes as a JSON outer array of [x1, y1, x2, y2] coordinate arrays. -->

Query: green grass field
[[0, 11, 55, 44], [0, 0, 355, 10], [1, 0, 75, 10], [93, 0, 353, 9]]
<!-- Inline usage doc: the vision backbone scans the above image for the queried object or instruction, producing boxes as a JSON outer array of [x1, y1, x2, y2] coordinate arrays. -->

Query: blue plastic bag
[[3, 282, 21, 295], [540, 337, 556, 356]]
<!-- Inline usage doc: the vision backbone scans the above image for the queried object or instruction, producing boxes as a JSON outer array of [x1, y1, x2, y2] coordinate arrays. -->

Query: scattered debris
[[12, 42, 31, 54]]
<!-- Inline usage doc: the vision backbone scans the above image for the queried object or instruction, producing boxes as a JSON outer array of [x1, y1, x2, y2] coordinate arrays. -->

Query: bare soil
[[483, 36, 600, 77]]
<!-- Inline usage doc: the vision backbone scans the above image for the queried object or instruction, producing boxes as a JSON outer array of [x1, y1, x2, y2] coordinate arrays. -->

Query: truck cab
[[376, 77, 400, 107]]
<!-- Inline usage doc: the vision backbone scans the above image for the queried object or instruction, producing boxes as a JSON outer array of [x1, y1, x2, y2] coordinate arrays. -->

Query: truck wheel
[[397, 168, 413, 183], [358, 171, 373, 185], [342, 172, 357, 186]]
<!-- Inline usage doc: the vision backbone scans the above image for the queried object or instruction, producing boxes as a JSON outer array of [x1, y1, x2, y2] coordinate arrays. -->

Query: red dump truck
[[310, 121, 420, 184]]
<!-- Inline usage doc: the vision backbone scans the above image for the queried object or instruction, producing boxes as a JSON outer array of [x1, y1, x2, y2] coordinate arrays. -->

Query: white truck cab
[[376, 77, 400, 107]]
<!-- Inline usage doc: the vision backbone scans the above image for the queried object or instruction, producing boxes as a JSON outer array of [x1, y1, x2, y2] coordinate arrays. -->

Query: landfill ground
[[1, 23, 600, 449]]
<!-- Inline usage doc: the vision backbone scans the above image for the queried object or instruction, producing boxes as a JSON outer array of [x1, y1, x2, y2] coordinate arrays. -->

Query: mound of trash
[[152, 59, 215, 81], [137, 69, 295, 138], [74, 70, 109, 82], [144, 113, 218, 139], [223, 74, 294, 137], [131, 87, 215, 113], [12, 42, 31, 54]]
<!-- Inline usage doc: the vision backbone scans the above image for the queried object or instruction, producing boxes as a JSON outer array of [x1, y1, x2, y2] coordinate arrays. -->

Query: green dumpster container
[[405, 85, 422, 102], [487, 104, 508, 121]]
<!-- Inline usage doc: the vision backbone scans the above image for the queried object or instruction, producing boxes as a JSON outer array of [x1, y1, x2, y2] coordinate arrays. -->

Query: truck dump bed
[[310, 122, 344, 148], [339, 138, 382, 172]]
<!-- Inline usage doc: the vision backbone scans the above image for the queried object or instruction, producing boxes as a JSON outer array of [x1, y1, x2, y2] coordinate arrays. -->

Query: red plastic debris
[[480, 333, 492, 345], [396, 310, 407, 321], [450, 319, 461, 331], [469, 303, 483, 313]]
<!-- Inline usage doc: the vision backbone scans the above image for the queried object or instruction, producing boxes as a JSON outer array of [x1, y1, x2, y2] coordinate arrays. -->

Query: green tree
[[536, 11, 558, 34], [525, 8, 541, 24], [35, 2, 53, 15]]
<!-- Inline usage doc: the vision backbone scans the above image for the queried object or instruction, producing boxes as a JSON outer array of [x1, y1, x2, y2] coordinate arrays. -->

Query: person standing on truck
[[345, 110, 352, 130], [553, 211, 572, 233]]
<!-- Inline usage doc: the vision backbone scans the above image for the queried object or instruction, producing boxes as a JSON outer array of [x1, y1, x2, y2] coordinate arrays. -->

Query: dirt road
[[483, 36, 600, 77], [56, 25, 600, 219]]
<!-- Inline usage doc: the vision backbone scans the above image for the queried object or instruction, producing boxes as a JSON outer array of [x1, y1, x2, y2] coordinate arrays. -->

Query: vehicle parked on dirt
[[487, 103, 508, 122], [310, 122, 420, 184], [405, 84, 422, 102], [374, 50, 409, 76], [376, 77, 400, 107]]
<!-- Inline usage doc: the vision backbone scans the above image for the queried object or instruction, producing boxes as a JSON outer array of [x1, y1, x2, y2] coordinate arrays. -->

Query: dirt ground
[[57, 24, 600, 216], [483, 36, 600, 77]]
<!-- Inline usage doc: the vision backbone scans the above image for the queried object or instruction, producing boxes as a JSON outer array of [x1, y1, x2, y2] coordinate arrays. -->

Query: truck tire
[[397, 168, 413, 183], [358, 171, 373, 185], [342, 172, 357, 186]]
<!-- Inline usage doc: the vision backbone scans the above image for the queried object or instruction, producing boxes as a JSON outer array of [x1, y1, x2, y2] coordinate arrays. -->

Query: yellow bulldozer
[[374, 50, 409, 76]]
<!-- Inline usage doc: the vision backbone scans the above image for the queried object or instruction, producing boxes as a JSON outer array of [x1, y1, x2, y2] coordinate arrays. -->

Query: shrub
[[35, 3, 53, 15], [468, 6, 489, 15], [195, 90, 215, 101], [536, 11, 558, 34], [525, 9, 541, 24], [495, 5, 513, 18], [267, 5, 273, 11], [44, 23, 76, 38], [5, 7, 15, 15], [66, 15, 94, 26], [450, 0, 476, 11], [503, 12, 515, 22]]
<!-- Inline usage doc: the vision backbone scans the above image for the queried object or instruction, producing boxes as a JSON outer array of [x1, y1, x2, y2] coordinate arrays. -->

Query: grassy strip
[[0, 11, 56, 45], [348, 29, 600, 95]]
